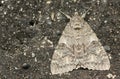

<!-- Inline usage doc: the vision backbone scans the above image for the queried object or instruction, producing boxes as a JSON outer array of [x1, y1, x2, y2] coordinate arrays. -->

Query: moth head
[[70, 12, 85, 30]]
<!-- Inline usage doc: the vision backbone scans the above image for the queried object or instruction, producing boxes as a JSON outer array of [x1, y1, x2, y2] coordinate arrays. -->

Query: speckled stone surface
[[0, 0, 119, 79]]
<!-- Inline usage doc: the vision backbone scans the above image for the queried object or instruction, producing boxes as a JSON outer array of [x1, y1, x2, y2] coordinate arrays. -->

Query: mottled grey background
[[0, 0, 119, 79]]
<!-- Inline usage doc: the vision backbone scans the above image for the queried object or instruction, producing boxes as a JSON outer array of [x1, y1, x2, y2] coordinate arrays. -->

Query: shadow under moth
[[50, 12, 110, 75]]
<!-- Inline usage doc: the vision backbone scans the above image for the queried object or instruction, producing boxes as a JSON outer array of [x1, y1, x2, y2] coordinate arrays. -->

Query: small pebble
[[107, 73, 116, 79], [56, 30, 61, 36], [22, 63, 30, 70], [46, 0, 52, 4], [34, 57, 37, 62], [102, 0, 107, 4], [118, 53, 120, 56], [46, 19, 52, 25], [56, 12, 64, 21], [104, 20, 107, 23], [51, 12, 55, 21], [29, 20, 35, 26], [32, 52, 35, 57], [104, 45, 110, 51]]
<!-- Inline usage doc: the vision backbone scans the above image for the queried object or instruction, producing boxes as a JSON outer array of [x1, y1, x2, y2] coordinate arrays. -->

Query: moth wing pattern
[[50, 12, 110, 75], [80, 40, 110, 70], [76, 21, 110, 70], [50, 34, 78, 75]]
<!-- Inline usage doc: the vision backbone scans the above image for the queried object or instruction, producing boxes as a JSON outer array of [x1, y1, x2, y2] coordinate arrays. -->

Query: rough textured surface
[[50, 12, 110, 75], [0, 0, 119, 79]]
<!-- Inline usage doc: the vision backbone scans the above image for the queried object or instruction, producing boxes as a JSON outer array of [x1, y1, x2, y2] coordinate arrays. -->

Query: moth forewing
[[50, 12, 110, 75]]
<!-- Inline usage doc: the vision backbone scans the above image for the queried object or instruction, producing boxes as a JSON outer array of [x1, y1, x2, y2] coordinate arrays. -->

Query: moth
[[50, 12, 110, 75]]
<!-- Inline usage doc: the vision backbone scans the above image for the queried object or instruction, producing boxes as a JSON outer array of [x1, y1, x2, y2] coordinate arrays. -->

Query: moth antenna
[[59, 10, 72, 19], [51, 8, 110, 75], [81, 7, 91, 18]]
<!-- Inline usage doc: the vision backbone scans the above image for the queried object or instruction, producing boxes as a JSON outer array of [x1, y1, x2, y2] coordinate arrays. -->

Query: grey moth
[[50, 12, 110, 75]]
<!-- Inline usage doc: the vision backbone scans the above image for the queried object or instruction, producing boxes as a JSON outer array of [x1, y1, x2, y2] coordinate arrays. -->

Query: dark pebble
[[22, 63, 30, 70]]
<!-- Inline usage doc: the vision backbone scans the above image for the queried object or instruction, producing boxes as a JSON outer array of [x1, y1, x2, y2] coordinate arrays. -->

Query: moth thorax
[[72, 19, 84, 30], [73, 24, 81, 30]]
